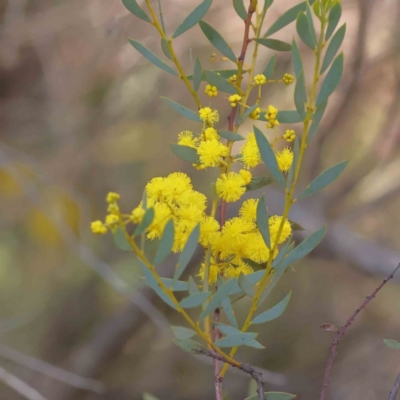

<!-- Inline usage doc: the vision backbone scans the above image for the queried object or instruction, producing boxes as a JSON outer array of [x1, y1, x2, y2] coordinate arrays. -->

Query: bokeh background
[[1, 0, 400, 399]]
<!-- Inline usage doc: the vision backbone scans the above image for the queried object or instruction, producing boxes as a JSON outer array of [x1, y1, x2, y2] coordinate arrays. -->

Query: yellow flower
[[197, 139, 229, 167], [282, 73, 294, 85], [146, 177, 168, 202], [228, 74, 237, 83], [199, 216, 220, 246], [215, 172, 247, 202], [269, 215, 292, 244], [239, 169, 252, 185], [178, 131, 197, 148], [250, 107, 261, 120], [203, 127, 219, 141], [163, 172, 193, 201], [224, 262, 254, 279], [205, 84, 218, 97], [107, 203, 119, 215], [244, 232, 272, 263], [198, 260, 221, 284], [106, 192, 120, 204], [283, 129, 295, 143], [131, 205, 145, 224], [239, 198, 259, 222], [199, 107, 219, 125], [105, 214, 119, 231], [240, 132, 261, 169], [276, 147, 294, 172], [254, 74, 267, 85], [147, 203, 172, 240], [265, 105, 280, 129], [91, 220, 107, 234], [228, 94, 242, 107]]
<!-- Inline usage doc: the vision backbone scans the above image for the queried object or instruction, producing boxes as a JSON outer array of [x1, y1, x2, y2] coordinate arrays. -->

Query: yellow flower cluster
[[228, 74, 237, 83], [178, 131, 198, 148], [276, 148, 294, 172], [205, 84, 218, 97], [282, 73, 294, 85], [199, 107, 219, 126], [228, 94, 242, 107], [254, 74, 267, 85], [266, 105, 280, 129], [197, 139, 229, 167], [283, 129, 296, 142], [215, 170, 252, 202], [250, 106, 261, 120], [240, 132, 261, 169], [91, 192, 121, 234]]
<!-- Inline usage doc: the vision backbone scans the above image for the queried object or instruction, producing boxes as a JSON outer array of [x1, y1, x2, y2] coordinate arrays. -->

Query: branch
[[319, 263, 400, 400], [388, 372, 400, 400]]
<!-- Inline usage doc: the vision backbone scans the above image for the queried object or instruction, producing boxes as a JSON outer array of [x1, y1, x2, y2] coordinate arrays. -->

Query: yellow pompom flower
[[91, 220, 107, 234], [224, 262, 254, 279], [178, 131, 197, 148], [239, 198, 259, 222], [228, 94, 242, 107], [282, 73, 294, 85], [199, 107, 219, 125], [240, 132, 261, 169], [215, 172, 247, 202], [199, 216, 220, 246], [250, 107, 261, 120], [283, 129, 296, 143], [147, 203, 172, 240], [205, 84, 218, 97], [197, 139, 229, 167], [265, 105, 280, 129], [269, 216, 292, 244], [163, 172, 193, 201], [105, 214, 119, 231], [106, 192, 120, 204], [244, 232, 272, 263], [146, 177, 168, 202], [228, 74, 237, 83], [239, 169, 252, 185], [107, 203, 119, 215], [131, 205, 145, 224], [254, 74, 267, 85], [203, 127, 219, 141], [198, 260, 221, 284], [276, 148, 294, 172]]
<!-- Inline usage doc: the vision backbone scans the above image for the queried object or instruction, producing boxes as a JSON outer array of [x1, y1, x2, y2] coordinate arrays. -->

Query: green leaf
[[203, 70, 237, 93], [238, 272, 254, 297], [170, 144, 200, 164], [154, 219, 174, 265], [221, 297, 238, 328], [289, 219, 305, 231], [171, 326, 197, 340], [245, 392, 297, 400], [215, 332, 257, 347], [252, 292, 292, 324], [139, 261, 177, 309], [113, 227, 131, 251], [259, 110, 303, 124], [128, 40, 177, 75], [161, 38, 173, 60], [294, 71, 307, 119], [279, 225, 326, 270], [326, 2, 342, 41], [161, 97, 201, 122], [180, 292, 211, 308], [229, 270, 266, 296], [246, 176, 274, 191], [308, 100, 328, 141], [173, 224, 200, 284], [255, 38, 292, 52], [187, 69, 239, 80], [142, 277, 188, 291], [263, 55, 277, 79], [264, 2, 306, 37], [296, 12, 315, 50], [122, 0, 151, 22], [254, 126, 286, 188], [157, 0, 166, 33], [199, 279, 236, 320], [298, 161, 348, 200], [174, 338, 203, 352], [384, 339, 400, 350], [188, 276, 199, 295], [233, 0, 248, 20], [291, 39, 303, 79], [219, 130, 245, 141], [241, 104, 260, 124], [305, 2, 317, 46], [199, 20, 237, 62], [193, 57, 203, 92], [134, 208, 154, 237], [316, 53, 343, 106], [173, 0, 212, 38], [287, 136, 299, 189], [214, 323, 263, 348], [143, 393, 159, 400], [321, 23, 346, 74], [256, 194, 271, 248]]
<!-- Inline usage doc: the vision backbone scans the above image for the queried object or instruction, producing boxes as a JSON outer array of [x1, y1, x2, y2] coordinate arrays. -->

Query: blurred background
[[0, 0, 400, 399]]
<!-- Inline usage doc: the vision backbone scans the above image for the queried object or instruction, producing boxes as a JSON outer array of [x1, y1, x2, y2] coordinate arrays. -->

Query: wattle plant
[[91, 0, 346, 399]]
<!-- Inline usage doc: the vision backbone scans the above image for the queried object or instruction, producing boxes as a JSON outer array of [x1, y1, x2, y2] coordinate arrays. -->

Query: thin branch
[[319, 263, 400, 400], [0, 364, 48, 400], [213, 308, 222, 400], [389, 372, 400, 400]]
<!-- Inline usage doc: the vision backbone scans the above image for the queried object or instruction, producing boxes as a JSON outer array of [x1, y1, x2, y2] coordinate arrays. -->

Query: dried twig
[[389, 372, 400, 400], [319, 263, 400, 400]]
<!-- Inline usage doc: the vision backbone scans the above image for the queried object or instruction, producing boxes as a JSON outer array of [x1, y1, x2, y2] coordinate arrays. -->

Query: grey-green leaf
[[219, 130, 245, 141], [193, 57, 203, 92], [142, 277, 188, 291], [384, 339, 400, 350], [256, 194, 271, 249], [241, 104, 260, 124], [255, 38, 292, 52], [233, 0, 248, 20], [263, 55, 277, 79], [199, 20, 237, 62], [326, 2, 342, 40], [298, 160, 348, 200], [161, 38, 173, 60], [305, 2, 317, 46], [238, 272, 254, 297], [154, 219, 174, 265], [321, 23, 346, 74], [259, 110, 303, 124], [215, 332, 257, 347], [188, 276, 199, 295], [203, 70, 237, 93], [316, 53, 343, 106], [173, 0, 213, 38], [174, 338, 203, 352], [286, 136, 299, 189], [113, 227, 131, 251], [171, 326, 197, 340], [294, 71, 307, 119], [143, 393, 159, 400], [221, 297, 238, 328], [252, 292, 292, 324], [214, 323, 263, 348], [245, 392, 296, 400], [180, 292, 211, 308], [122, 0, 151, 22], [161, 97, 201, 122], [296, 12, 315, 50], [128, 40, 177, 75], [170, 144, 200, 164], [308, 100, 327, 141], [264, 2, 306, 37], [134, 208, 154, 237], [246, 176, 274, 191], [291, 39, 303, 79], [254, 126, 286, 188]]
